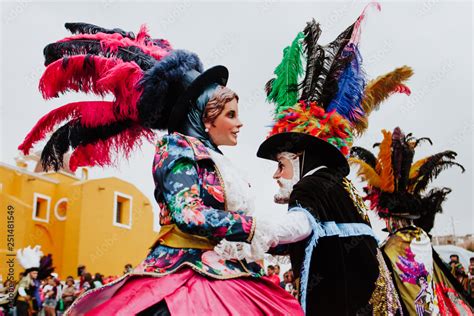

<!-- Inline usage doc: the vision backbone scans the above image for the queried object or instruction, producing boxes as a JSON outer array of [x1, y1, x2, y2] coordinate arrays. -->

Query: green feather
[[267, 32, 305, 116]]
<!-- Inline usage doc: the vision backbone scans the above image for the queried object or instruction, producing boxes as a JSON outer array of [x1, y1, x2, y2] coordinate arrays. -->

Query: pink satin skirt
[[66, 268, 304, 316]]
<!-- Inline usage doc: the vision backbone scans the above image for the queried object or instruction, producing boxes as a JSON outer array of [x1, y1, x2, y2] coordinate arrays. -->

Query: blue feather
[[326, 44, 366, 123]]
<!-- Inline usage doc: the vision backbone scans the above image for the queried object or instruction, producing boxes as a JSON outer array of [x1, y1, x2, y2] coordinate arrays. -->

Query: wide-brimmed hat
[[257, 132, 350, 176], [168, 65, 228, 132]]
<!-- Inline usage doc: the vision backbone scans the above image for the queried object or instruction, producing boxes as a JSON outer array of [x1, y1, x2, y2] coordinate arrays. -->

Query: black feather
[[43, 40, 157, 70], [41, 119, 134, 171], [265, 78, 275, 97], [414, 137, 433, 147], [398, 140, 415, 192], [310, 23, 355, 107], [64, 22, 135, 39], [137, 50, 203, 129], [38, 254, 55, 281], [300, 19, 322, 101], [414, 187, 451, 233], [412, 151, 465, 194], [391, 127, 404, 190], [350, 146, 377, 168]]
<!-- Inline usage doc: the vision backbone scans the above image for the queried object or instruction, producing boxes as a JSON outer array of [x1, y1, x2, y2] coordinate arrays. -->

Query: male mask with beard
[[274, 152, 300, 204]]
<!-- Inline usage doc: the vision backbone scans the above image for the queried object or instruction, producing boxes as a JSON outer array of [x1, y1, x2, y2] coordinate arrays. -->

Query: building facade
[[0, 158, 158, 280]]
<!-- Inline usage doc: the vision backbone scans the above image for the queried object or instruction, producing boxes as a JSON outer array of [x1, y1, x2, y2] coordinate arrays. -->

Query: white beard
[[274, 178, 297, 204]]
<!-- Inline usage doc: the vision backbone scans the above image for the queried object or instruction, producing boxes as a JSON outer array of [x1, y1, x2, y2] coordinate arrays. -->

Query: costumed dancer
[[220, 3, 412, 315], [14, 246, 54, 316], [18, 23, 304, 315], [350, 127, 473, 315]]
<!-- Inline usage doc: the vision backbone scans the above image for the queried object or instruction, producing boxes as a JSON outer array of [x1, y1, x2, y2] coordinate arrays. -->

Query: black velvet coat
[[288, 168, 379, 316]]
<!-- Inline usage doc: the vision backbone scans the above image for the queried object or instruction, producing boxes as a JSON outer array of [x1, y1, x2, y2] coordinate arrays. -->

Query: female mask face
[[204, 98, 242, 146]]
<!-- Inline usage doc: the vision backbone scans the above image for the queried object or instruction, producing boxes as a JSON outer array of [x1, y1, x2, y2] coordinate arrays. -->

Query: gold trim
[[246, 217, 257, 243], [213, 161, 228, 212], [65, 262, 262, 315]]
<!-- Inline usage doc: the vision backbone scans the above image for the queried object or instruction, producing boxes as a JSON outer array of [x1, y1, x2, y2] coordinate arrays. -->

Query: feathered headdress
[[258, 3, 413, 174], [17, 245, 43, 273], [18, 22, 212, 172], [350, 127, 465, 224]]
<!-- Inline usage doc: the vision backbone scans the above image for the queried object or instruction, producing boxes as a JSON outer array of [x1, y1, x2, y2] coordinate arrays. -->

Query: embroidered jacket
[[134, 133, 263, 279]]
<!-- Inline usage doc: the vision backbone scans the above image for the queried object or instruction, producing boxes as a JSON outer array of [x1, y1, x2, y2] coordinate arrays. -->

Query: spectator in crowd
[[274, 265, 281, 279], [42, 276, 57, 316], [93, 273, 103, 289], [450, 254, 460, 266], [62, 276, 77, 310], [451, 263, 469, 292], [124, 264, 133, 274], [77, 265, 86, 289], [80, 273, 94, 294], [283, 270, 297, 298], [265, 265, 281, 286]]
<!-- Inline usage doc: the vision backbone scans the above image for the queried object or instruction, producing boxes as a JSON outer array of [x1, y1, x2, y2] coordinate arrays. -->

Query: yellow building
[[0, 155, 159, 280]]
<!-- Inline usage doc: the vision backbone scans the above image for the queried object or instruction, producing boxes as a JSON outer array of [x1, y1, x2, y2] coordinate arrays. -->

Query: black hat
[[257, 132, 350, 176], [168, 65, 228, 132]]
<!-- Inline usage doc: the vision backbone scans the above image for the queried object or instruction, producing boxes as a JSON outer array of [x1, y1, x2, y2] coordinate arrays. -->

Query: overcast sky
[[1, 1, 472, 239]]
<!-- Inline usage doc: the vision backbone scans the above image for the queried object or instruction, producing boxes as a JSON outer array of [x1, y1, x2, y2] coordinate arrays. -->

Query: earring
[[205, 128, 209, 132]]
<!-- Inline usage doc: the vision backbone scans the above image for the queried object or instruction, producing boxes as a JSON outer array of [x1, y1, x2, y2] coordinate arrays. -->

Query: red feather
[[68, 125, 154, 171], [57, 26, 170, 61], [39, 55, 120, 98], [393, 84, 411, 95], [96, 62, 143, 121], [39, 55, 143, 121], [18, 101, 115, 155]]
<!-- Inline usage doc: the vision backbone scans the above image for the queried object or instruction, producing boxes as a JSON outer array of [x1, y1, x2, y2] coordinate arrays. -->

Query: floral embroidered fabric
[[134, 133, 263, 279]]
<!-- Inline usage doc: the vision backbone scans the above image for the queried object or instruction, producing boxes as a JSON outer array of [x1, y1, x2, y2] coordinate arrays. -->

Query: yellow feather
[[349, 158, 382, 188], [409, 157, 429, 180], [354, 66, 414, 135]]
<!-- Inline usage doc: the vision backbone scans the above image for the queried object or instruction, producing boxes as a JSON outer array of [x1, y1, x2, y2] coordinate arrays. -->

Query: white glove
[[214, 211, 312, 262]]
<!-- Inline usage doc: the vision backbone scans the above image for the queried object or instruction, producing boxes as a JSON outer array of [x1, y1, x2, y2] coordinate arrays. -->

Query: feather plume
[[69, 125, 154, 171], [377, 129, 395, 192], [391, 127, 404, 189], [354, 66, 413, 135], [17, 246, 43, 270], [39, 55, 143, 121], [45, 24, 171, 68], [41, 120, 153, 171], [300, 19, 322, 101], [64, 22, 134, 38], [310, 23, 355, 106], [39, 54, 120, 98], [409, 151, 465, 194], [137, 50, 203, 129], [414, 187, 451, 233], [264, 78, 275, 97], [398, 135, 415, 192], [38, 254, 55, 281], [18, 101, 115, 155], [350, 146, 377, 168], [326, 44, 365, 123], [44, 40, 158, 70], [349, 157, 382, 188], [267, 32, 305, 115], [409, 157, 429, 180]]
